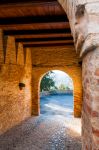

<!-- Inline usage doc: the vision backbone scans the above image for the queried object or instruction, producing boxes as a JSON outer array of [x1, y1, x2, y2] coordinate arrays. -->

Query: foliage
[[58, 84, 71, 91], [58, 84, 66, 91], [65, 86, 71, 90], [40, 71, 56, 92]]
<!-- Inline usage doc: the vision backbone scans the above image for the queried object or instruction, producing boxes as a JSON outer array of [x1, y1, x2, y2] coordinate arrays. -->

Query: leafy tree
[[65, 86, 71, 90], [58, 84, 71, 91], [40, 71, 56, 92], [59, 84, 66, 91]]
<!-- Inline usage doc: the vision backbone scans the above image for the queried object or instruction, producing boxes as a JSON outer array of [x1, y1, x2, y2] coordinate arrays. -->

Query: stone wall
[[31, 46, 82, 117], [58, 0, 99, 149], [58, 0, 99, 56], [82, 48, 99, 150], [0, 31, 32, 134]]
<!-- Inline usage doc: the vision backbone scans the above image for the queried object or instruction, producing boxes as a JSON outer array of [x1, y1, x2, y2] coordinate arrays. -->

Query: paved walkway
[[0, 115, 82, 150]]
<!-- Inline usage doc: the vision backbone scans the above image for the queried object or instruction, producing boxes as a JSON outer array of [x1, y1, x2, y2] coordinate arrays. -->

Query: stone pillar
[[67, 66, 82, 118], [32, 72, 40, 116], [73, 75, 82, 118], [58, 0, 99, 149], [82, 47, 99, 150], [0, 29, 4, 64], [23, 48, 32, 118], [75, 2, 99, 149]]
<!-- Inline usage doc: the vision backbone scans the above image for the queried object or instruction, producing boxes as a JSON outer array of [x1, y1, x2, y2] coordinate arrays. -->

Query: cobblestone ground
[[0, 115, 82, 150]]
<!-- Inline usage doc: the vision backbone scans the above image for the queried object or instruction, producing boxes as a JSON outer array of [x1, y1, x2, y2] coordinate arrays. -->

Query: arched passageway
[[40, 70, 74, 117], [32, 63, 82, 118], [0, 0, 98, 150]]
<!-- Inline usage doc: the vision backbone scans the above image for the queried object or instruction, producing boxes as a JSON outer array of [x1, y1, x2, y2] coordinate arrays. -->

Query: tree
[[40, 71, 56, 92], [65, 86, 71, 90], [58, 84, 71, 91], [59, 84, 66, 91]]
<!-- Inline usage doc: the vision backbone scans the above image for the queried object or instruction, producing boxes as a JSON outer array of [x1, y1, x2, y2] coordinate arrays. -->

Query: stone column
[[24, 48, 32, 117], [32, 76, 40, 116], [58, 0, 99, 149], [73, 74, 82, 118], [0, 29, 4, 64], [82, 46, 99, 150], [75, 3, 99, 149]]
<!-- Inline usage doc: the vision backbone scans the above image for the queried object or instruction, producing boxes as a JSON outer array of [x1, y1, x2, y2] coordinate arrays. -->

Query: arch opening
[[39, 70, 74, 118]]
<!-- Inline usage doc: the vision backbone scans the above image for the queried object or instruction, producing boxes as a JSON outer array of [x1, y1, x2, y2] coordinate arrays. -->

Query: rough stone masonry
[[58, 0, 99, 149]]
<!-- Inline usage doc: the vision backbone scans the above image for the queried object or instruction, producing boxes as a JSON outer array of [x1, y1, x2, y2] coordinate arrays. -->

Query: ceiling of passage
[[0, 0, 73, 47]]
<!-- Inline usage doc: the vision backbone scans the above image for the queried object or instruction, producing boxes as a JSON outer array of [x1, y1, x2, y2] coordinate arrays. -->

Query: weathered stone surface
[[0, 30, 4, 64], [0, 63, 32, 134], [82, 48, 99, 150], [58, 1, 99, 149], [0, 37, 32, 134], [95, 68, 99, 76], [58, 0, 99, 57]]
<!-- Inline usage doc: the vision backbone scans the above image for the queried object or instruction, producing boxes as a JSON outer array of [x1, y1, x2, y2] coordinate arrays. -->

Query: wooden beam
[[23, 42, 74, 48], [19, 40, 73, 45], [0, 0, 57, 5], [0, 22, 69, 30], [0, 1, 66, 20], [14, 33, 72, 39], [16, 37, 73, 42], [0, 15, 68, 24], [4, 29, 71, 35]]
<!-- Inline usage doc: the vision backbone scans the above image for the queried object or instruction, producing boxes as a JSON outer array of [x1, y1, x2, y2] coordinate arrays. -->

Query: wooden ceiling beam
[[0, 15, 69, 30], [0, 15, 68, 25], [24, 43, 74, 48], [18, 40, 73, 45], [0, 0, 57, 5], [0, 22, 69, 30], [14, 33, 72, 39], [16, 37, 73, 43], [4, 29, 71, 35]]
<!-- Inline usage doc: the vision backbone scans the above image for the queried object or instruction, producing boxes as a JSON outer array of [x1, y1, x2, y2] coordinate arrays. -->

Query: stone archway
[[32, 63, 82, 118], [58, 1, 99, 149]]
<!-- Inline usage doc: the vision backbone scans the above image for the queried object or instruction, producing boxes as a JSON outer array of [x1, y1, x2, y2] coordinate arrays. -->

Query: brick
[[95, 68, 99, 76], [92, 127, 99, 137], [91, 111, 99, 117]]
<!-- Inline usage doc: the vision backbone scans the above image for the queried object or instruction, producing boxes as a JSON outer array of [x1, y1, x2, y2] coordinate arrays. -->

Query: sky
[[51, 70, 73, 89]]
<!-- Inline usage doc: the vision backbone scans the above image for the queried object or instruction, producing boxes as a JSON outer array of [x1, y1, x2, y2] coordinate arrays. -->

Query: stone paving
[[0, 115, 82, 150]]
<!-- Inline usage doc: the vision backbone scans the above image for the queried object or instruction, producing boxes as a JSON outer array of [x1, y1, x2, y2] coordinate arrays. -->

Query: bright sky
[[52, 70, 73, 89]]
